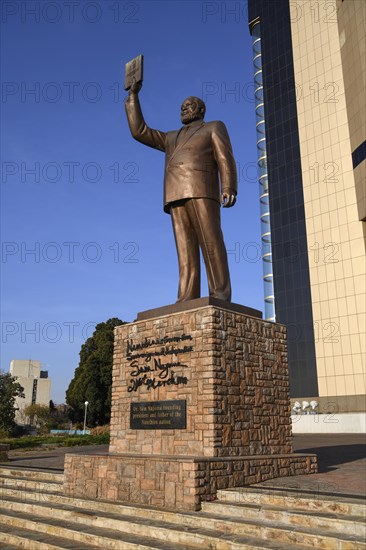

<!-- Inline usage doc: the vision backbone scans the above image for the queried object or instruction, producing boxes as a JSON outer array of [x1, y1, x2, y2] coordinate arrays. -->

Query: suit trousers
[[170, 198, 232, 302]]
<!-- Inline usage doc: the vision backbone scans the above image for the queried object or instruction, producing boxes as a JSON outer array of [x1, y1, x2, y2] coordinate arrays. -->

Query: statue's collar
[[183, 119, 204, 129]]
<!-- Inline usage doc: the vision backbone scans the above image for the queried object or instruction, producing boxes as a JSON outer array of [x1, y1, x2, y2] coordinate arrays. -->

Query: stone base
[[64, 301, 318, 510], [64, 452, 317, 511], [110, 303, 294, 457], [136, 297, 262, 321]]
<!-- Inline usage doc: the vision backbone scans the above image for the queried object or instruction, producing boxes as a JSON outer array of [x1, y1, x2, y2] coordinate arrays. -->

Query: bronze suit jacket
[[125, 94, 238, 213]]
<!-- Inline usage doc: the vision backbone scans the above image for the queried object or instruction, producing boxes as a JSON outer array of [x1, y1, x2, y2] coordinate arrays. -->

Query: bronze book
[[124, 54, 144, 91]]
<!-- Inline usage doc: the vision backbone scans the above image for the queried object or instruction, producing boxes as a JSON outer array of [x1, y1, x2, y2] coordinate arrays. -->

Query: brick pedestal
[[64, 300, 317, 510]]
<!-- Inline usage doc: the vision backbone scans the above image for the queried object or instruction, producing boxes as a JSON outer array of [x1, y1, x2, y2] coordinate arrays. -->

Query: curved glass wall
[[251, 20, 276, 322]]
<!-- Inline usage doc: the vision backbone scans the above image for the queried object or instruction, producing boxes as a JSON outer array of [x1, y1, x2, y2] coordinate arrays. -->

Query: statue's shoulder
[[205, 120, 226, 129]]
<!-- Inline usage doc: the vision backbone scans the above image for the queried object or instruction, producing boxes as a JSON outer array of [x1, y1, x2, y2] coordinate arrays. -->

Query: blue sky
[[1, 0, 263, 403]]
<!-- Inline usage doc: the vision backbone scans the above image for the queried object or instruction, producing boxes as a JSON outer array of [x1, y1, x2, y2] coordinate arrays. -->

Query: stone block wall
[[63, 453, 317, 511], [63, 304, 318, 511], [110, 306, 293, 457]]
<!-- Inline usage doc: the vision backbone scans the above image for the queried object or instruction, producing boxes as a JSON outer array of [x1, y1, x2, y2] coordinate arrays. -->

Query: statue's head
[[181, 96, 206, 125]]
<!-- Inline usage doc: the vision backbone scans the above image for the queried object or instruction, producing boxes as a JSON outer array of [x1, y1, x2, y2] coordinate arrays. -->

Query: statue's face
[[181, 98, 204, 125]]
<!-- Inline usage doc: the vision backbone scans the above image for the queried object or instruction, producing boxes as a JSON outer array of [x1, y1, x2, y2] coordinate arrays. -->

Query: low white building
[[10, 360, 51, 424]]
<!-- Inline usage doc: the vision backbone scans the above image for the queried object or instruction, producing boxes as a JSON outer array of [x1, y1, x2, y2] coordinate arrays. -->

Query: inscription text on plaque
[[130, 400, 187, 430]]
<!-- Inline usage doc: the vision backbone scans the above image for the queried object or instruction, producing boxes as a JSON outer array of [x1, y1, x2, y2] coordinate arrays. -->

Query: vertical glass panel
[[251, 21, 276, 322]]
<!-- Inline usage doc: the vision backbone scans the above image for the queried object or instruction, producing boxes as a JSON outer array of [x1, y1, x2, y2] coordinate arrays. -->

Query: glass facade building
[[251, 21, 276, 323], [248, 0, 318, 397], [248, 0, 366, 402]]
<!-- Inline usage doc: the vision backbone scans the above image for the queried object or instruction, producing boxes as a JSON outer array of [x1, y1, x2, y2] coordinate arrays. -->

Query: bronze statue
[[125, 80, 237, 302]]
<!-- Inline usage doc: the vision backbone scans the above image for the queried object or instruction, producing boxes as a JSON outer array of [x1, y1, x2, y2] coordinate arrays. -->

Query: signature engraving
[[127, 358, 188, 392], [126, 333, 192, 393]]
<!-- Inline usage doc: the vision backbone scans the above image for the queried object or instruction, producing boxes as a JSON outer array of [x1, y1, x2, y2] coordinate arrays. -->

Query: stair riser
[[201, 502, 366, 537], [0, 532, 63, 550], [0, 501, 223, 550], [217, 490, 365, 517], [1, 487, 198, 527], [1, 486, 304, 549], [1, 487, 68, 507], [0, 514, 251, 550], [0, 516, 159, 550], [0, 469, 63, 483], [4, 486, 366, 541], [0, 479, 62, 494], [1, 498, 365, 550], [0, 487, 172, 519]]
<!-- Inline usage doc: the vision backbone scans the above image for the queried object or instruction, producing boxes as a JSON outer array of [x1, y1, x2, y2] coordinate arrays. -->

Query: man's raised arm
[[125, 82, 166, 152]]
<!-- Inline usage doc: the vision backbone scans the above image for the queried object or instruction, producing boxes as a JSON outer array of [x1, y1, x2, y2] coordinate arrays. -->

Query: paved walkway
[[0, 444, 109, 471], [259, 433, 366, 498], [1, 434, 365, 498]]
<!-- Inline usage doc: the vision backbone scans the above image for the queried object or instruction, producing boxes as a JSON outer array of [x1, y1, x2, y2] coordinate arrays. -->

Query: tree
[[24, 404, 52, 434], [0, 372, 24, 437], [66, 318, 125, 427]]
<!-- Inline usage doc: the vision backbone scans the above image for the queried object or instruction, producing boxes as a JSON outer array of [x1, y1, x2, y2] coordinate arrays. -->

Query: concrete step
[[0, 522, 101, 549], [218, 487, 366, 517], [0, 486, 309, 549], [0, 509, 201, 550], [201, 500, 366, 537], [1, 493, 365, 549], [1, 469, 365, 549], [3, 482, 366, 539], [0, 467, 63, 484], [0, 544, 20, 550], [0, 475, 62, 494], [0, 508, 297, 550]]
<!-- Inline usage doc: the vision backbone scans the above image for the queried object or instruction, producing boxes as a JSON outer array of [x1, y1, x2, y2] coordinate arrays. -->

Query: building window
[[251, 20, 276, 322]]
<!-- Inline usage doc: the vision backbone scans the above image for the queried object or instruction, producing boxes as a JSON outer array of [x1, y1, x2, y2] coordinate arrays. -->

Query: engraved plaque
[[130, 400, 186, 430], [124, 54, 144, 91]]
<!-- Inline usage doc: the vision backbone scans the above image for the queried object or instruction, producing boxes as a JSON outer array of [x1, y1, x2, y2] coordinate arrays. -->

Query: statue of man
[[125, 81, 237, 302]]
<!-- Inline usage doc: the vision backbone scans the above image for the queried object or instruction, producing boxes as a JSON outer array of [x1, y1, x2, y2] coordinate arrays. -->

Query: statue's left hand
[[221, 192, 236, 208]]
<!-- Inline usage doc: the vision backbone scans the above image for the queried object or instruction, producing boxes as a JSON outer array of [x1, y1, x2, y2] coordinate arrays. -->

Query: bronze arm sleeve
[[125, 93, 166, 152], [211, 122, 238, 195]]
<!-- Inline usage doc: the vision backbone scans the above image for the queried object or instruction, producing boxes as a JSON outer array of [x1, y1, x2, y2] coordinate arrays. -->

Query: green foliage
[[0, 372, 24, 437], [47, 403, 71, 430], [66, 318, 125, 427], [0, 433, 110, 450], [24, 404, 52, 434]]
